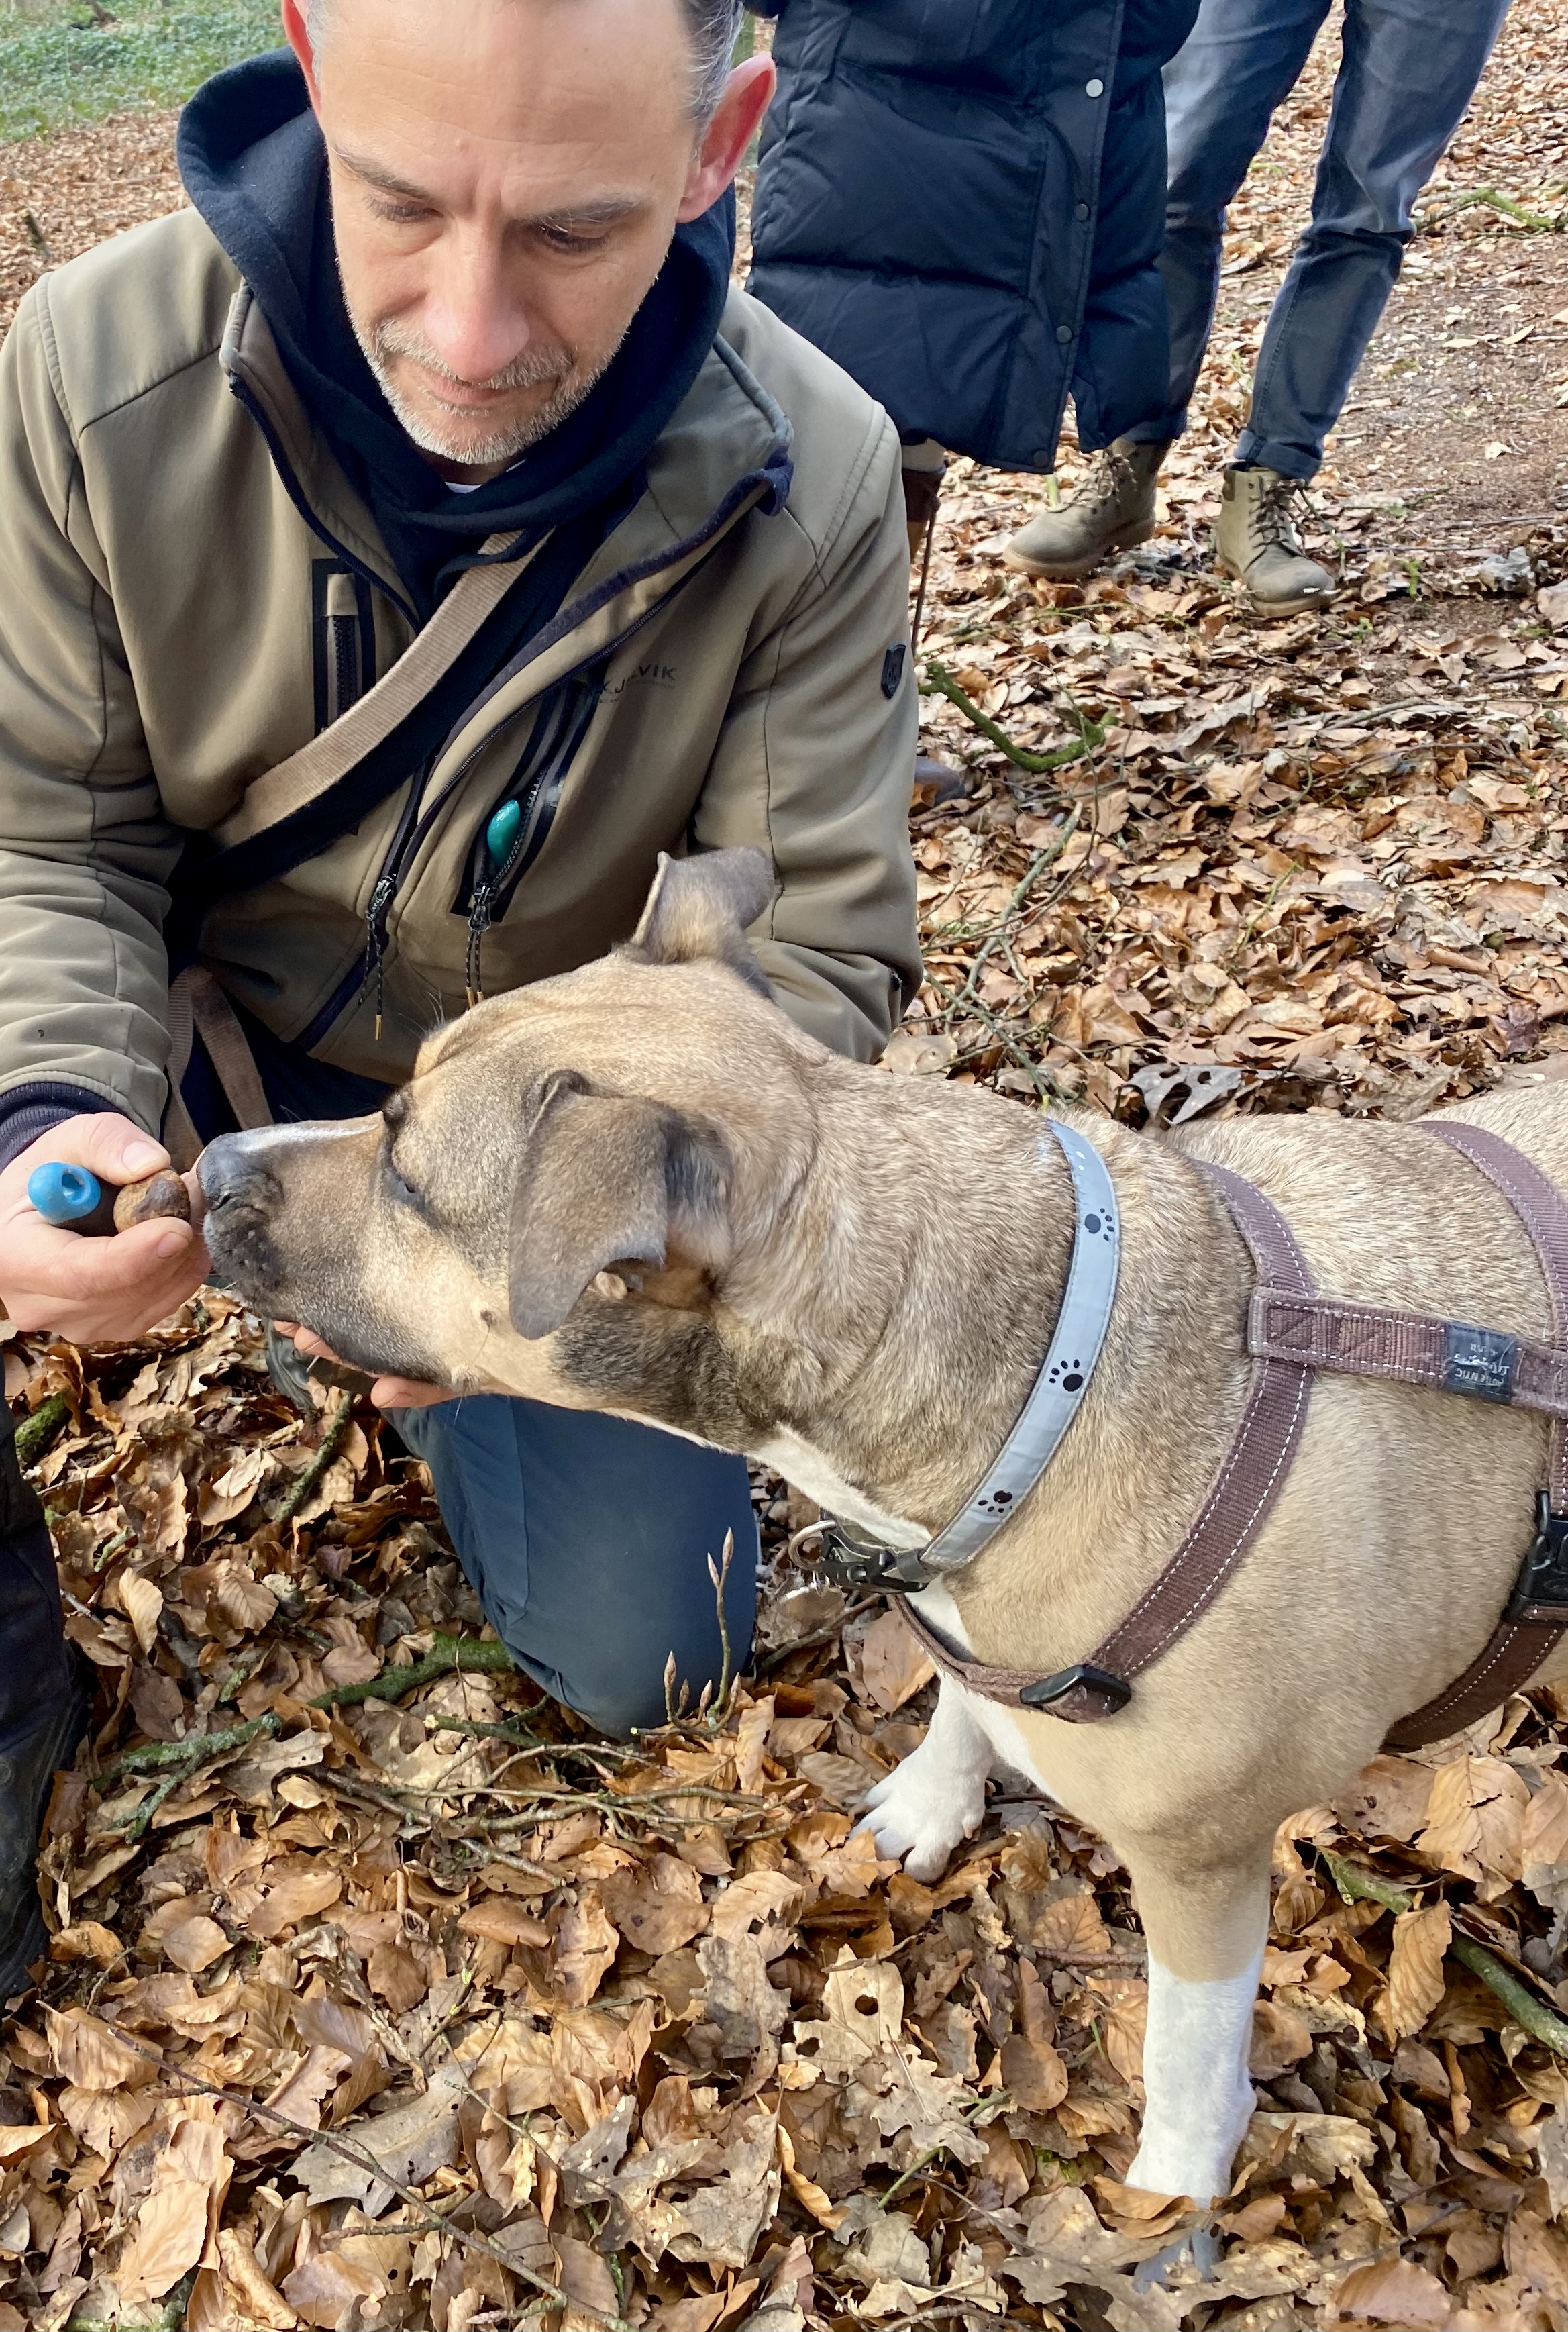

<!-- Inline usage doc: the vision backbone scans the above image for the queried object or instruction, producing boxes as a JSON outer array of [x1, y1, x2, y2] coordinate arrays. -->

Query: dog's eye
[[386, 1160, 425, 1213]]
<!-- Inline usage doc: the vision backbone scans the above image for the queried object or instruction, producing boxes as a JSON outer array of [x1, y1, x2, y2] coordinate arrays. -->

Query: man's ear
[[508, 1073, 731, 1340], [629, 847, 776, 991]]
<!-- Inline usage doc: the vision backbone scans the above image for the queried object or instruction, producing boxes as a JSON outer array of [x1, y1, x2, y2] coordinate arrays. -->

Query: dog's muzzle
[[197, 1131, 287, 1300]]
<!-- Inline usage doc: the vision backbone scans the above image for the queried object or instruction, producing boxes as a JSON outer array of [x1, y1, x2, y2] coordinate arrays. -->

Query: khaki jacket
[[0, 207, 920, 1136]]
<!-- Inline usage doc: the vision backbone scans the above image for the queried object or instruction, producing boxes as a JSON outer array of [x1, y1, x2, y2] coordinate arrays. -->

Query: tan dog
[[199, 848, 1564, 2203]]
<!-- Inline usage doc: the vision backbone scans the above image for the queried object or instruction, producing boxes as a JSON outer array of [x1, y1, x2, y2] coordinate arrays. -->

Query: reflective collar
[[821, 1119, 1120, 1593]]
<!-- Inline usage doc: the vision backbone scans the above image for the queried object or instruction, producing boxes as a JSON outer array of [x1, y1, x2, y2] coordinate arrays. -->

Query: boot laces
[[1078, 444, 1141, 515], [1249, 471, 1306, 556]]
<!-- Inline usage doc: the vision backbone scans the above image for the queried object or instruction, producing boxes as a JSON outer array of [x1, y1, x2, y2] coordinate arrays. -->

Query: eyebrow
[[333, 146, 643, 230]]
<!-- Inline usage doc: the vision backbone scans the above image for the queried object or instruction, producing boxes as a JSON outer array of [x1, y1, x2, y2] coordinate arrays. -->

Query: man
[[0, 0, 921, 1986], [1005, 0, 1512, 615]]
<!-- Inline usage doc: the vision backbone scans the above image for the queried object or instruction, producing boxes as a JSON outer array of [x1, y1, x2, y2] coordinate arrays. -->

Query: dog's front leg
[[1121, 1841, 1271, 2204], [854, 1676, 994, 1881]]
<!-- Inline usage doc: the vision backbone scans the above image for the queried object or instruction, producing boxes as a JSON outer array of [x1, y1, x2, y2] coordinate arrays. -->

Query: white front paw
[[1127, 2078, 1255, 2204], [853, 1750, 986, 1882]]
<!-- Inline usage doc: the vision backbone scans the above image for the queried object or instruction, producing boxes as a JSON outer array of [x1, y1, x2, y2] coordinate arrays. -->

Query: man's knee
[[523, 1520, 760, 1739], [401, 1394, 762, 1738]]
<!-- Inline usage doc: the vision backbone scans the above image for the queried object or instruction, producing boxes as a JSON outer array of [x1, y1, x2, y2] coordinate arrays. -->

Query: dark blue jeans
[[186, 1009, 760, 1737], [1129, 0, 1511, 476]]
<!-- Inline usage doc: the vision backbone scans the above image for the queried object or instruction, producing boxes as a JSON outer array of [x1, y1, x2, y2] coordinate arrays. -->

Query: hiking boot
[[1004, 438, 1168, 580], [1214, 465, 1335, 617]]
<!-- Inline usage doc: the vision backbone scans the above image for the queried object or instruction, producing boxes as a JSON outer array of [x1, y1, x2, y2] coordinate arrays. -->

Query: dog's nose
[[197, 1130, 278, 1213]]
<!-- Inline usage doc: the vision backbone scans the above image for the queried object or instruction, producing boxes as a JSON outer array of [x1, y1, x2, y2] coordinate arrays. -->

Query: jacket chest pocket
[[450, 667, 607, 1003], [311, 560, 379, 731]]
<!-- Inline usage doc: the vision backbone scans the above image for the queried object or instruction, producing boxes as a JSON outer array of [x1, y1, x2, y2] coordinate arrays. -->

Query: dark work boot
[[0, 1407, 88, 1996]]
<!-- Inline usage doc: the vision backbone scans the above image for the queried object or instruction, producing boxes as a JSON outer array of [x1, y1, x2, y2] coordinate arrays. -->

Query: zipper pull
[[365, 872, 397, 1042], [486, 799, 522, 870], [466, 884, 494, 1011], [467, 800, 522, 1009]]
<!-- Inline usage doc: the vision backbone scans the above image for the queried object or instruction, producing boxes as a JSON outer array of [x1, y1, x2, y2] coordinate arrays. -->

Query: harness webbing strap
[[1383, 1121, 1567, 1749], [901, 1123, 1567, 1745], [1248, 1291, 1568, 1417], [902, 1162, 1317, 1719]]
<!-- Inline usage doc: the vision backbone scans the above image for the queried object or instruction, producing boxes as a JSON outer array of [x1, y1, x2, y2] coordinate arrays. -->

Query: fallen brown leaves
[[0, 1301, 1559, 2330], [0, 7, 1563, 2324]]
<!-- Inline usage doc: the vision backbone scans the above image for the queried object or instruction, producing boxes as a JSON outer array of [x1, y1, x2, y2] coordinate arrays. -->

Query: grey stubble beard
[[351, 308, 625, 468]]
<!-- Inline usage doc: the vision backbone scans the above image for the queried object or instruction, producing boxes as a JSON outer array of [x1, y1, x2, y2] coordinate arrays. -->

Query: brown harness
[[902, 1121, 1568, 1750]]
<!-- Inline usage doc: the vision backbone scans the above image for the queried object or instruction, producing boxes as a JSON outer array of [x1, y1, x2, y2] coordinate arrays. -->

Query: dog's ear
[[630, 847, 776, 991], [508, 1072, 731, 1339]]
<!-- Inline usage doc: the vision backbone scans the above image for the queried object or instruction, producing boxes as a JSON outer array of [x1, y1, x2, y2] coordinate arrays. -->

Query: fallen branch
[[277, 1385, 354, 1521], [430, 1713, 545, 1746], [310, 1630, 516, 1709], [1318, 1849, 1412, 1917], [921, 659, 1104, 773], [1320, 1849, 1567, 2058], [1434, 185, 1564, 232], [945, 812, 1082, 1017], [16, 1392, 71, 1469], [1451, 1934, 1568, 2058], [93, 1711, 280, 1793]]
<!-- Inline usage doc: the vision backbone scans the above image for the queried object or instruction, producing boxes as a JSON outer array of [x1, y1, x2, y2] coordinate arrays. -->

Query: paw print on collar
[[1082, 1205, 1116, 1245], [1047, 1355, 1085, 1393], [976, 1486, 1016, 1518]]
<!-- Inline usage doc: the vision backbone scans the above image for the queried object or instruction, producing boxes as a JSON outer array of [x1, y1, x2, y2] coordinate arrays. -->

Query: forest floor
[[0, 4, 1563, 2328]]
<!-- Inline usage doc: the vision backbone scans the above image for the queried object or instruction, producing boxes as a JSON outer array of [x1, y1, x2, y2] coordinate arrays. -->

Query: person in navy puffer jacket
[[747, 0, 1201, 577]]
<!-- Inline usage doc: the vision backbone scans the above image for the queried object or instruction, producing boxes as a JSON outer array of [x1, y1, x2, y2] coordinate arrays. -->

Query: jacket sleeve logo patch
[[880, 644, 906, 700]]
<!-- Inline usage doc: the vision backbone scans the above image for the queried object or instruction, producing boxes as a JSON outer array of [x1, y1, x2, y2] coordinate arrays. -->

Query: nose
[[423, 233, 531, 384], [196, 1129, 280, 1213]]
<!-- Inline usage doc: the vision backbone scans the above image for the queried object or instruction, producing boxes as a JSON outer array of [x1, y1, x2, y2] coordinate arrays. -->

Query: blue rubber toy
[[27, 1162, 105, 1227]]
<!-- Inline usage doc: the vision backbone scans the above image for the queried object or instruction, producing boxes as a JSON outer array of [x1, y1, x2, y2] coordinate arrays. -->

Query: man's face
[[284, 0, 771, 478]]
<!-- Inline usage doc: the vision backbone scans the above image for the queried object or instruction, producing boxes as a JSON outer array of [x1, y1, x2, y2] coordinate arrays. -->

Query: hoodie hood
[[178, 50, 734, 619]]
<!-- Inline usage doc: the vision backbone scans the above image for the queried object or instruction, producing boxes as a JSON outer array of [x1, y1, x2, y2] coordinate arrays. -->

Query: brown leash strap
[[902, 1161, 1316, 1720], [211, 531, 528, 852], [1384, 1121, 1567, 1749]]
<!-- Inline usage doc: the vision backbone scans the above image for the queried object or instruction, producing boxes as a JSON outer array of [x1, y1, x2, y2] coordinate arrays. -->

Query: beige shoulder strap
[[161, 967, 274, 1170], [213, 530, 533, 852]]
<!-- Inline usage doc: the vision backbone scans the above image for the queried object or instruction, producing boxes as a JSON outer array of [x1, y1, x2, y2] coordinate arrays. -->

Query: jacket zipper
[[228, 375, 417, 627], [229, 358, 785, 1055], [463, 674, 602, 1005]]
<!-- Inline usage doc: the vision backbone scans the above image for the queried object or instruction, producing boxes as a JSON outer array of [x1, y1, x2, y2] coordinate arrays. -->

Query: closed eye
[[388, 1163, 424, 1209], [382, 1136, 429, 1217]]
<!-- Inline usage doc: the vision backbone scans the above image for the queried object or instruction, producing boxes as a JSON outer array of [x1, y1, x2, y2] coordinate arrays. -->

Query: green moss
[[0, 1, 281, 144]]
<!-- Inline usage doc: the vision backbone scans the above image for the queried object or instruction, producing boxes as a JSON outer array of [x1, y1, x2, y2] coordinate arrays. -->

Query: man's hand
[[280, 1323, 454, 1413], [0, 1115, 207, 1341]]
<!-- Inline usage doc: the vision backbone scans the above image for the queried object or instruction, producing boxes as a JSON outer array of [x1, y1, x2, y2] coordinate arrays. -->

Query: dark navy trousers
[[185, 1009, 760, 1735]]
